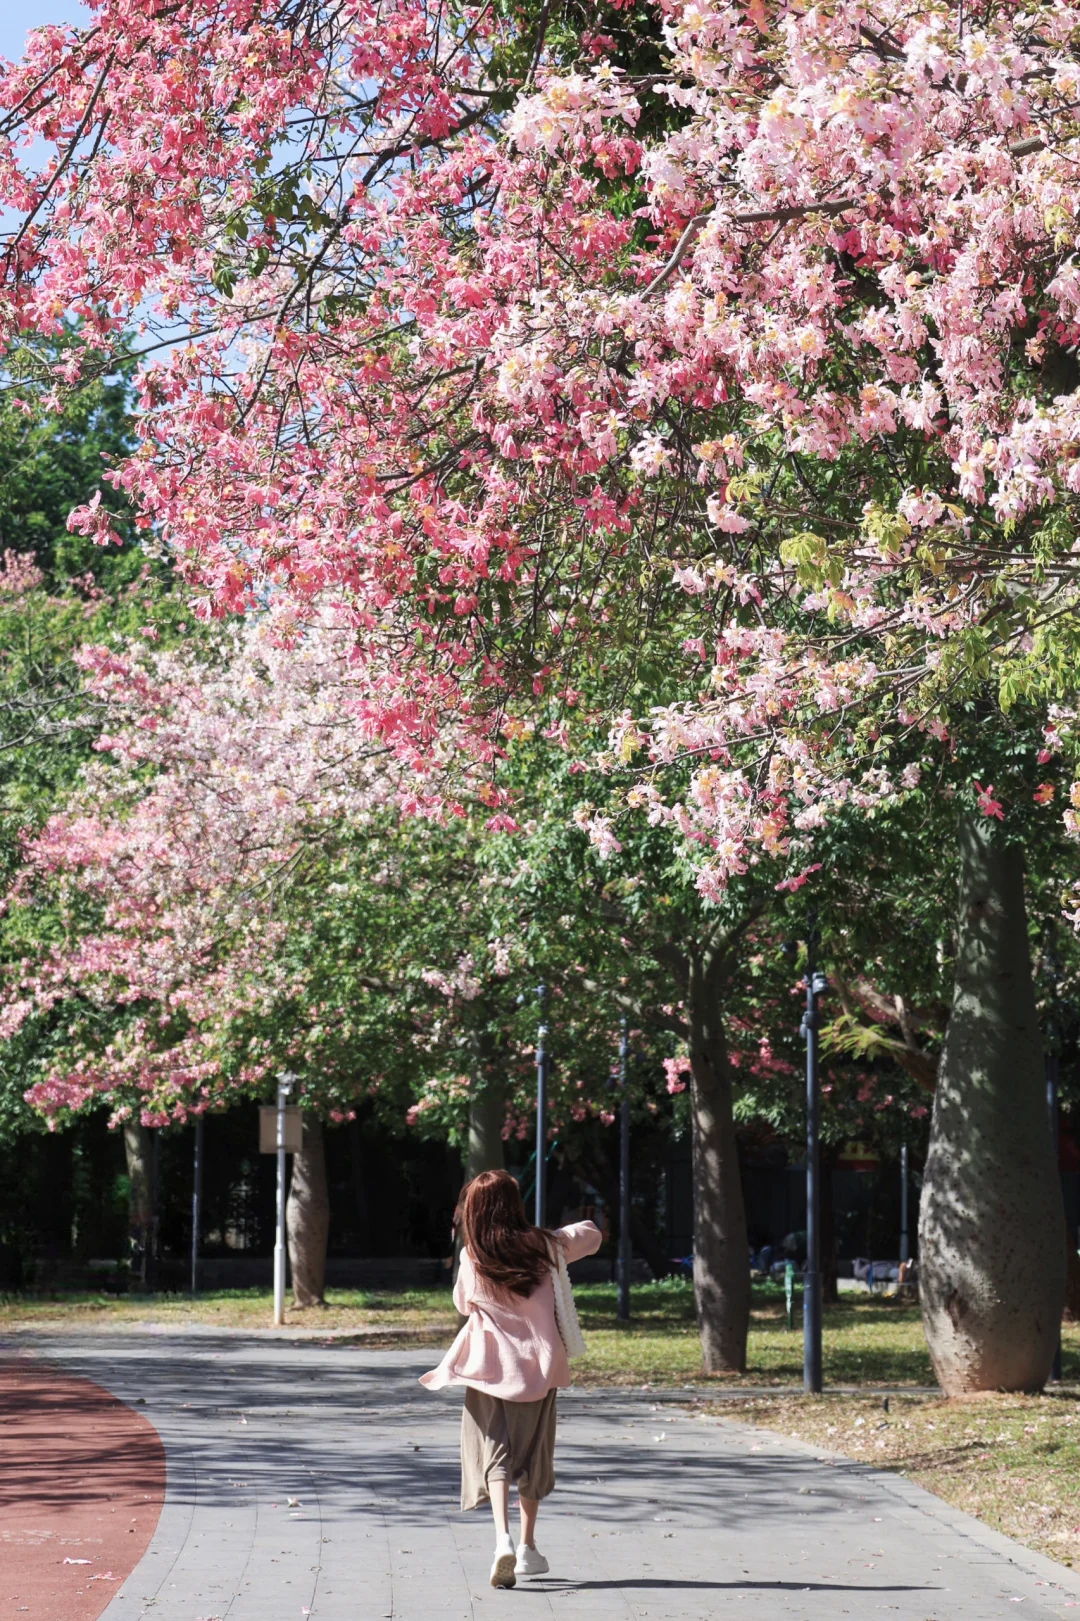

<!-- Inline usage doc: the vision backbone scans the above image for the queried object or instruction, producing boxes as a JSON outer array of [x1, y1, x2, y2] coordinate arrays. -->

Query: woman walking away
[[420, 1170, 601, 1589]]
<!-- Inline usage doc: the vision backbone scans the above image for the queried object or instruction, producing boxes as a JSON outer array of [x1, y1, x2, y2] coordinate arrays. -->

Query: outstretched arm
[[556, 1220, 602, 1264]]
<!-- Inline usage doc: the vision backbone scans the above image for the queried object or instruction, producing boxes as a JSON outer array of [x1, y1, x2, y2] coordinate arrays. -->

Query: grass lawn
[[716, 1388, 1080, 1571], [0, 1284, 461, 1338], [575, 1280, 943, 1387], [4, 1276, 1078, 1388]]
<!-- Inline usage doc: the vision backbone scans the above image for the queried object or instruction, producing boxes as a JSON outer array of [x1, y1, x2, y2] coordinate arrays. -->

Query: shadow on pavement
[[528, 1579, 939, 1593], [17, 1337, 936, 1539]]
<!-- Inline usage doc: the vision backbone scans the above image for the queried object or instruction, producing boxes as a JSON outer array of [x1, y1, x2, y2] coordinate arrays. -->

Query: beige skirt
[[460, 1385, 557, 1511]]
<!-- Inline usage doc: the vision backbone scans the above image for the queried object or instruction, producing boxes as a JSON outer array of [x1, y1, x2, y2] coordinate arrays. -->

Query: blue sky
[[1, 0, 88, 62]]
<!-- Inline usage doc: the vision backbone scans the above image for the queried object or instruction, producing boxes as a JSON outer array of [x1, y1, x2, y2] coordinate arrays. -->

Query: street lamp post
[[1047, 1051, 1063, 1382], [274, 1072, 297, 1327], [617, 1017, 631, 1322], [148, 1125, 161, 1294], [899, 1141, 910, 1267], [535, 989, 549, 1229], [801, 930, 827, 1395], [191, 1114, 204, 1295]]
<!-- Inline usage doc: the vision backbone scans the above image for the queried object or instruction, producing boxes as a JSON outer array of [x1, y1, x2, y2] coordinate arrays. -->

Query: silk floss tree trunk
[[451, 1069, 506, 1300], [919, 816, 1065, 1393], [465, 1077, 506, 1180], [465, 1022, 506, 1181], [287, 1115, 330, 1308], [123, 1119, 153, 1289], [687, 950, 750, 1374]]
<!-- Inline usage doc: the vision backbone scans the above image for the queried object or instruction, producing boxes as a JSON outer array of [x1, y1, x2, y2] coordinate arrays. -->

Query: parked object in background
[[781, 1231, 807, 1265], [897, 1258, 919, 1303], [852, 1258, 904, 1294]]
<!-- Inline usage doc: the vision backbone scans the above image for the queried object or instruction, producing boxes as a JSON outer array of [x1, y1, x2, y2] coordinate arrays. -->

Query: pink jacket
[[419, 1220, 602, 1402]]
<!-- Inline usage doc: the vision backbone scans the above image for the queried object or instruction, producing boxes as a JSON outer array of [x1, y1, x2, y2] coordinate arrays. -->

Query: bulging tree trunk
[[287, 1115, 330, 1308], [123, 1120, 153, 1290], [465, 1077, 506, 1181], [919, 817, 1065, 1393], [688, 953, 750, 1374]]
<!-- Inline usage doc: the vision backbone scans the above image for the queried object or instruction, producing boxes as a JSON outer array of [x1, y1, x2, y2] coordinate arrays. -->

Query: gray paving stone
[[15, 1330, 1080, 1620]]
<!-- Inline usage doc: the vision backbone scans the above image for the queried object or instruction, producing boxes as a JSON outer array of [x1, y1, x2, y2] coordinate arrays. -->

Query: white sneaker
[[515, 1543, 549, 1577], [490, 1534, 517, 1589]]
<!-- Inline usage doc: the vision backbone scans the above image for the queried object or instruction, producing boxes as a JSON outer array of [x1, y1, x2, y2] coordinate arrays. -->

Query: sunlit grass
[[573, 1280, 946, 1386], [10, 1278, 1078, 1389], [0, 1284, 459, 1336], [5, 1279, 1078, 1394]]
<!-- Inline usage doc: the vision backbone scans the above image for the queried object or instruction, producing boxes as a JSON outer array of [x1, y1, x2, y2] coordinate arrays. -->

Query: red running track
[[0, 1357, 165, 1621]]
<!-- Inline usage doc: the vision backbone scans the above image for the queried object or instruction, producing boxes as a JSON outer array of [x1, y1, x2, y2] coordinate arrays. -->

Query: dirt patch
[[712, 1388, 1080, 1570]]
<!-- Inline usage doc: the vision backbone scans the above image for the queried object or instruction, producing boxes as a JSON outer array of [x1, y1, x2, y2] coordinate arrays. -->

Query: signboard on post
[[259, 1104, 303, 1154]]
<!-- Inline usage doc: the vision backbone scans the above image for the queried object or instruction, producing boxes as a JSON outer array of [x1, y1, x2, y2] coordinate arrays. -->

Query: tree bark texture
[[918, 817, 1065, 1393], [287, 1115, 330, 1308], [123, 1120, 153, 1289], [688, 952, 750, 1374], [465, 1077, 506, 1181]]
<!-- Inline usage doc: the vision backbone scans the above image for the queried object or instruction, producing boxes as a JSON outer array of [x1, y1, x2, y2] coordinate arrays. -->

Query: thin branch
[[644, 196, 860, 297]]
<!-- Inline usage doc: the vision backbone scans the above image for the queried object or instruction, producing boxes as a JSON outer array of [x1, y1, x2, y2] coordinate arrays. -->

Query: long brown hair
[[460, 1170, 556, 1299]]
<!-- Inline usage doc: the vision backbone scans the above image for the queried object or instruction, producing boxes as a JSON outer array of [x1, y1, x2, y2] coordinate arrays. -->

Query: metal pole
[[803, 936, 824, 1394], [617, 1017, 631, 1322], [274, 1074, 295, 1327], [148, 1126, 160, 1294], [535, 988, 548, 1229], [899, 1141, 910, 1266], [1047, 1053, 1063, 1382], [191, 1114, 204, 1295]]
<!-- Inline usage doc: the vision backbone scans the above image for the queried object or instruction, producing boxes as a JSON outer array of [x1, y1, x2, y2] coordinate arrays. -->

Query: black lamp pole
[[899, 1141, 910, 1266], [535, 985, 549, 1229], [1043, 939, 1064, 1384], [191, 1114, 204, 1295], [1047, 1050, 1063, 1382], [617, 1016, 631, 1322], [802, 921, 827, 1394], [147, 1125, 161, 1294]]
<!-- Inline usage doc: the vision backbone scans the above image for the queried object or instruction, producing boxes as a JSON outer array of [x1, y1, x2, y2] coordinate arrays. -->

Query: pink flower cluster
[[3, 0, 1080, 907], [12, 604, 456, 1122], [663, 1055, 691, 1095]]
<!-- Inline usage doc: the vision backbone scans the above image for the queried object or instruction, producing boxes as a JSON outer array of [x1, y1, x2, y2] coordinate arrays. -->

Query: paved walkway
[[10, 1329, 1080, 1621]]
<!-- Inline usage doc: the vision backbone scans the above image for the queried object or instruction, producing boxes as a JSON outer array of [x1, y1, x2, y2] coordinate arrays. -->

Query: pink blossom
[[973, 780, 1005, 821], [1, 0, 1078, 923], [775, 862, 822, 894], [663, 1056, 692, 1095]]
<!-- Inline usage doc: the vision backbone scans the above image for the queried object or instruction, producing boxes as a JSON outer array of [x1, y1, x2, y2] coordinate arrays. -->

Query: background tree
[[0, 343, 165, 1273], [920, 816, 1065, 1393]]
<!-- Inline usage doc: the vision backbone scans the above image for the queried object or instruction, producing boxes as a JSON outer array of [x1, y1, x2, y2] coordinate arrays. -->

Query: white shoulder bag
[[551, 1245, 588, 1360]]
